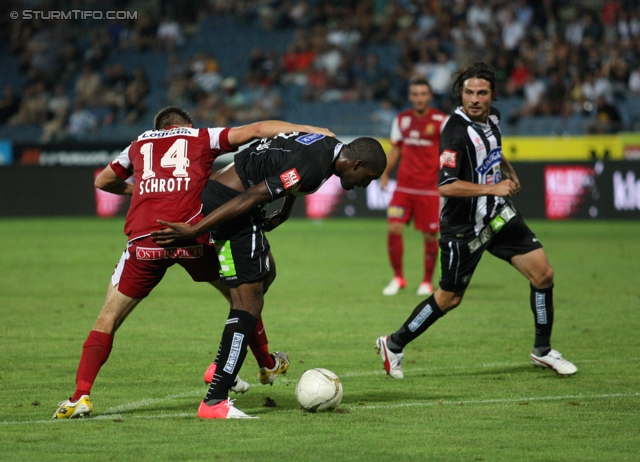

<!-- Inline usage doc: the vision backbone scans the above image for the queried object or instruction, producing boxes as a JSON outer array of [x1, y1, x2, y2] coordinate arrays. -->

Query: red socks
[[72, 330, 113, 401], [423, 240, 438, 284], [387, 233, 404, 279], [248, 318, 274, 369]]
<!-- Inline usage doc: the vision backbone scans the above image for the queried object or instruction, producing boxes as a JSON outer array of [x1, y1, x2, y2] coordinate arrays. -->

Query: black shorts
[[438, 211, 542, 292], [201, 180, 270, 288]]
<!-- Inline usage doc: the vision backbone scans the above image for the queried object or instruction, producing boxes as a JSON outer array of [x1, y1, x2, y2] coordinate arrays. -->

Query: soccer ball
[[295, 368, 343, 412]]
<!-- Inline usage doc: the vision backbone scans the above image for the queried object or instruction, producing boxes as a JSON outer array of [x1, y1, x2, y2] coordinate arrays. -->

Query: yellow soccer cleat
[[258, 352, 290, 385], [53, 395, 93, 419]]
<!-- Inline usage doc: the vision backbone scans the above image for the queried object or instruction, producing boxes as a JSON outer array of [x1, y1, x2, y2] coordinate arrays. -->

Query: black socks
[[389, 295, 444, 351], [205, 309, 258, 405], [530, 284, 554, 357]]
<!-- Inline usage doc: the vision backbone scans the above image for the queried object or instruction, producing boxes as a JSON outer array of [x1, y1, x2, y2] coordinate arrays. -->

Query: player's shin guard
[[72, 330, 113, 401], [388, 232, 404, 278], [205, 309, 258, 404], [390, 295, 444, 350], [530, 284, 554, 355]]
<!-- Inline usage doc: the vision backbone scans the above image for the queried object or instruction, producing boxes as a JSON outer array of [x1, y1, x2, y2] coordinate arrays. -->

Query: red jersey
[[390, 107, 448, 193], [110, 126, 233, 242]]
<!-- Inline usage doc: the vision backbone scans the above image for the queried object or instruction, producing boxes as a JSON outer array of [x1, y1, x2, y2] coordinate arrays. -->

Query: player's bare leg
[[384, 221, 407, 295]]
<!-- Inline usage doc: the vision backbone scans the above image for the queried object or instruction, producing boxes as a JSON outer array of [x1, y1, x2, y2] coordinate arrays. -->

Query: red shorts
[[111, 235, 220, 299], [387, 190, 440, 233]]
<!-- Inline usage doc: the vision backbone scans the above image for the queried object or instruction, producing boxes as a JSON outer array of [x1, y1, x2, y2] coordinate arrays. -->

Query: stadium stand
[[1, 0, 639, 144]]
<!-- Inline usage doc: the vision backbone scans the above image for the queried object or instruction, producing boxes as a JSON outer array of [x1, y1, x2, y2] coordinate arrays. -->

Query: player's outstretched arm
[[95, 165, 133, 196], [439, 179, 518, 198], [227, 121, 335, 147], [151, 182, 273, 245]]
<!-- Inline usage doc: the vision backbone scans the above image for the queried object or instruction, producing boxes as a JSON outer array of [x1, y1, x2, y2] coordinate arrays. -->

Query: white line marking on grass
[[102, 389, 202, 414], [2, 392, 638, 426], [348, 392, 640, 411]]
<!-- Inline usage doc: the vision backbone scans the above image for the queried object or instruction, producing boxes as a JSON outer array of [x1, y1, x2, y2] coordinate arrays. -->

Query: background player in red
[[380, 77, 448, 296], [53, 106, 333, 419]]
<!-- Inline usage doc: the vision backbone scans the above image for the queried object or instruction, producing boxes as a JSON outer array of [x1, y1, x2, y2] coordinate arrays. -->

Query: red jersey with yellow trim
[[110, 126, 233, 242], [390, 107, 448, 192]]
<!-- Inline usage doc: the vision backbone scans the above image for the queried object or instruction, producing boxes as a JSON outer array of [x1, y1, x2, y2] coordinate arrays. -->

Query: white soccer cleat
[[231, 376, 251, 394], [382, 277, 406, 296], [531, 349, 577, 376], [416, 282, 434, 296], [197, 399, 258, 419], [375, 336, 404, 379]]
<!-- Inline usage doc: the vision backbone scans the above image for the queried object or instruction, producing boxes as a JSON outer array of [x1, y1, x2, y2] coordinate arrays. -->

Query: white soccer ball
[[295, 368, 343, 412]]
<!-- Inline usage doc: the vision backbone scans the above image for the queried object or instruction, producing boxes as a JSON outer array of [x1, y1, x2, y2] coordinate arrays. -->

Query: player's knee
[[388, 222, 404, 234], [532, 265, 554, 288]]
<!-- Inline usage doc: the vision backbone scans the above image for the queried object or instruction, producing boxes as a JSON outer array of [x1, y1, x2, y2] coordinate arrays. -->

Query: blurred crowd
[[1, 0, 640, 141]]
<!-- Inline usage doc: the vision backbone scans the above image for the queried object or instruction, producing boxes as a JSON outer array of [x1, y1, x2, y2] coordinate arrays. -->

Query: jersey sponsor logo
[[440, 150, 457, 169], [223, 332, 245, 374], [475, 147, 502, 184], [280, 168, 301, 189], [404, 138, 433, 146], [136, 245, 203, 260], [138, 127, 198, 139], [295, 133, 325, 145]]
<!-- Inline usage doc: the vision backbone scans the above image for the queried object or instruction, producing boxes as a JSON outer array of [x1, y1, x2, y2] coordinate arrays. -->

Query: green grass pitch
[[1, 217, 639, 461]]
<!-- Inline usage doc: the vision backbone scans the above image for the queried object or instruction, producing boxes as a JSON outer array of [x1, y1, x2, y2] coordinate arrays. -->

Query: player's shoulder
[[441, 111, 468, 133]]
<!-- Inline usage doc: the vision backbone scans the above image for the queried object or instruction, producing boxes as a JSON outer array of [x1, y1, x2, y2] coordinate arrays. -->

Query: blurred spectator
[[587, 95, 622, 133], [67, 103, 98, 137], [221, 77, 248, 110], [8, 82, 48, 126], [21, 27, 63, 84], [191, 52, 222, 93], [84, 31, 110, 69], [134, 13, 158, 51], [41, 83, 71, 143], [75, 65, 102, 107], [122, 67, 149, 124], [0, 85, 21, 125], [107, 19, 134, 49], [508, 71, 547, 123], [157, 17, 186, 51], [354, 53, 391, 101]]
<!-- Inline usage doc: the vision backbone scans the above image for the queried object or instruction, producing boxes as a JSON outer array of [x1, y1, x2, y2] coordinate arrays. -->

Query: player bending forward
[[152, 133, 386, 418]]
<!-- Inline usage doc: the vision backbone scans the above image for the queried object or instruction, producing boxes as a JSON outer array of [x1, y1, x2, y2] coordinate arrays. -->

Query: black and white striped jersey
[[437, 106, 512, 237]]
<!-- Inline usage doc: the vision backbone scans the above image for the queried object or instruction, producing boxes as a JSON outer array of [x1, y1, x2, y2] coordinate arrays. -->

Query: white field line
[[2, 392, 639, 426], [3, 357, 639, 426]]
